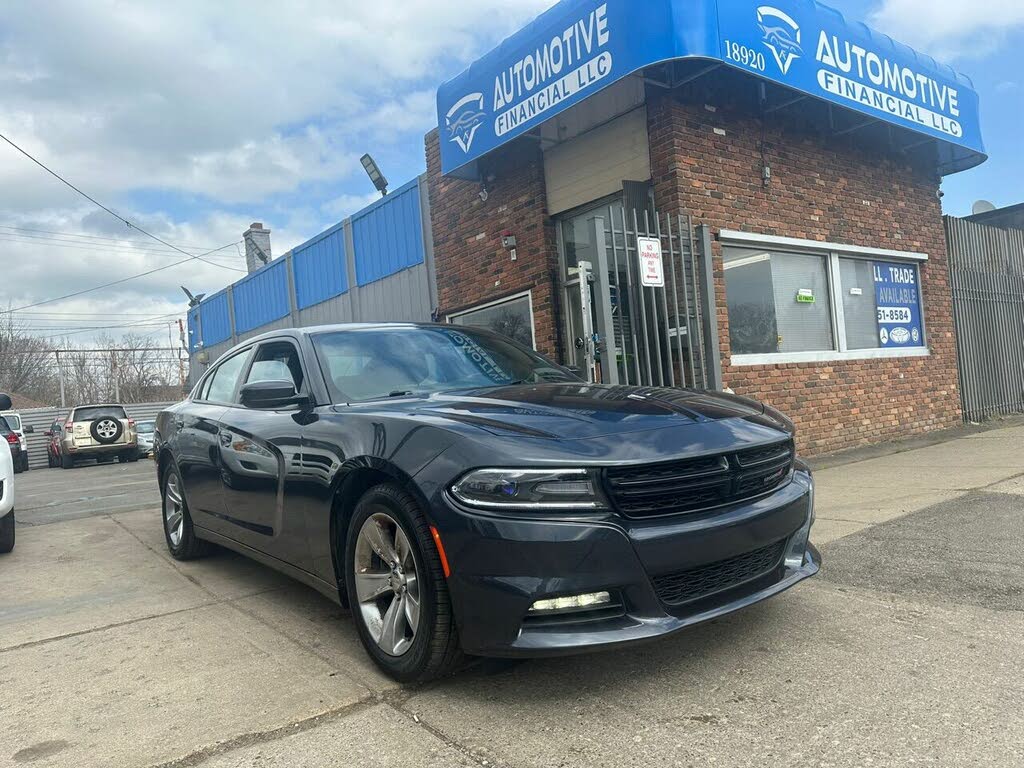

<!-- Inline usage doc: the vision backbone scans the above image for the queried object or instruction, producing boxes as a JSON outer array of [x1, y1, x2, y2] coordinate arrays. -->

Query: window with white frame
[[721, 232, 927, 365], [447, 292, 536, 349]]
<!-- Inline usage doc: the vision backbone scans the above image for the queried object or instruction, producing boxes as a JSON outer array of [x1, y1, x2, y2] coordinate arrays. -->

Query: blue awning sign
[[437, 0, 984, 178]]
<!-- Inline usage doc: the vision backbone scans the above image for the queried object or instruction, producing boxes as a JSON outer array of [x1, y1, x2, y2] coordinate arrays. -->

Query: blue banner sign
[[873, 261, 924, 348], [437, 0, 984, 177]]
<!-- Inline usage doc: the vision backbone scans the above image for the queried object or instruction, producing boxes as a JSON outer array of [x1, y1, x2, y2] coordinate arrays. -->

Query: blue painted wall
[[352, 180, 425, 286], [292, 221, 349, 309], [232, 259, 290, 333], [199, 292, 231, 347]]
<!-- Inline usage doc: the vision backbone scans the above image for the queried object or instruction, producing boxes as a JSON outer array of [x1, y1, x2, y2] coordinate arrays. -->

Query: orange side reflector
[[429, 525, 451, 579]]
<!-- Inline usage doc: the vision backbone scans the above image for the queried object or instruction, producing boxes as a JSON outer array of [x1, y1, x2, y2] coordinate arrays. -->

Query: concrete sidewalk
[[812, 424, 1024, 545], [1, 425, 1023, 767]]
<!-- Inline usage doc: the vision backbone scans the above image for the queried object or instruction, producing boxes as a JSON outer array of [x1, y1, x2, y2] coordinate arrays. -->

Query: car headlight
[[762, 403, 796, 436], [450, 468, 609, 511]]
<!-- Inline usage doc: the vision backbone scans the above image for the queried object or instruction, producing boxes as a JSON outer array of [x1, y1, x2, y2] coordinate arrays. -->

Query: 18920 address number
[[723, 40, 766, 72]]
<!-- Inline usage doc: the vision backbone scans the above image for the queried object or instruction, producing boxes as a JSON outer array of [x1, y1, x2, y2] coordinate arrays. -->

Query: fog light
[[528, 591, 611, 614]]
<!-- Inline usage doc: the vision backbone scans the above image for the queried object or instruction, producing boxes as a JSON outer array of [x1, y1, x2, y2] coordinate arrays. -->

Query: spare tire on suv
[[90, 416, 124, 444]]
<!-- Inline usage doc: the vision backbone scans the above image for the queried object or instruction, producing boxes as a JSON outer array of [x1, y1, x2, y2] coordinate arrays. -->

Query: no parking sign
[[637, 237, 665, 288]]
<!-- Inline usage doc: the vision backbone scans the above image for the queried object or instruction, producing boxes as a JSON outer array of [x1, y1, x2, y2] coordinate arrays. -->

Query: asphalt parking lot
[[2, 427, 1024, 767]]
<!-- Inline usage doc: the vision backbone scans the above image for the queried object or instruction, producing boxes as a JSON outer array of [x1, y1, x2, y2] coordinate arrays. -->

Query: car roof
[[238, 322, 488, 346]]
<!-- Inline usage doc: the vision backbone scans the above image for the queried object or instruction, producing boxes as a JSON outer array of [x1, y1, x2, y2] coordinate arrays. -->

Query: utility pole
[[111, 350, 120, 402], [55, 350, 66, 408]]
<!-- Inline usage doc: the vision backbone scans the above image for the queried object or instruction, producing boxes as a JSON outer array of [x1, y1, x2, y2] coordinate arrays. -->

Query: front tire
[[0, 512, 14, 554], [344, 483, 462, 683], [162, 464, 212, 560]]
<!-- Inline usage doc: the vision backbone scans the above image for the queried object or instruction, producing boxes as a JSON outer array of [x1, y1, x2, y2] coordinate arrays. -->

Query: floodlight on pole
[[360, 154, 389, 197], [181, 286, 206, 307]]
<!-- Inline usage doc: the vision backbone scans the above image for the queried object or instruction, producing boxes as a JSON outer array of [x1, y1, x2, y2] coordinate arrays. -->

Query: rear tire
[[0, 512, 14, 554], [61, 454, 73, 470], [127, 452, 139, 463], [344, 483, 463, 683], [118, 455, 129, 464], [20, 455, 29, 472], [162, 463, 211, 560]]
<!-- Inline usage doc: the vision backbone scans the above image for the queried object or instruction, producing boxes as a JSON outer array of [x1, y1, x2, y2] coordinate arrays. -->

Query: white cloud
[[0, 0, 555, 344], [869, 0, 1024, 60]]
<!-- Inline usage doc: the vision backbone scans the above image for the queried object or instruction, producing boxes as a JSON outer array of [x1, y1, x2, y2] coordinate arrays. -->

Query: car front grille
[[651, 539, 787, 607], [603, 440, 794, 519]]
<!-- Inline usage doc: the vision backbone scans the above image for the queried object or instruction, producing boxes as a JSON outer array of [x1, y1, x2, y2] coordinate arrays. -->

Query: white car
[[0, 395, 15, 553]]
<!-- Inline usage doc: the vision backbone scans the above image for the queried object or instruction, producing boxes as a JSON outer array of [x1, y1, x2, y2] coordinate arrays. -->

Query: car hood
[[363, 383, 777, 440]]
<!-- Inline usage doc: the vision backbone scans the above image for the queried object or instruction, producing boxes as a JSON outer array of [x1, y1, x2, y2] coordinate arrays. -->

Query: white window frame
[[719, 231, 930, 366], [446, 290, 537, 350]]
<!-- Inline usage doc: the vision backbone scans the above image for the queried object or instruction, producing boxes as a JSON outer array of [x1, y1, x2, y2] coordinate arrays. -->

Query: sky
[[0, 0, 1020, 347]]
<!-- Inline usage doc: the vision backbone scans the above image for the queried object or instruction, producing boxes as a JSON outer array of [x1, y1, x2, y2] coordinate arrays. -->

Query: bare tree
[[0, 313, 59, 403]]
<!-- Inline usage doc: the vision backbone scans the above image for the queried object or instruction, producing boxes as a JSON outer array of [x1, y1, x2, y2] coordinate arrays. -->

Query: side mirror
[[24, 425, 34, 434], [239, 380, 307, 410], [0, 394, 11, 411]]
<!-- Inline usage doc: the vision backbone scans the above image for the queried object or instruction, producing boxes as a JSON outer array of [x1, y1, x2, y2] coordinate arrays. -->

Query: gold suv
[[58, 404, 139, 469]]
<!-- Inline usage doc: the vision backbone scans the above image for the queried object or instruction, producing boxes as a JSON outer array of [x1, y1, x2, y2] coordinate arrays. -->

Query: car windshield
[[3, 414, 20, 430], [313, 326, 578, 402], [74, 406, 127, 421], [136, 421, 156, 433]]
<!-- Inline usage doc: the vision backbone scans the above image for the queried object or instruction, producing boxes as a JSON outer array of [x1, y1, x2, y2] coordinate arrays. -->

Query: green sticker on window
[[796, 289, 815, 304]]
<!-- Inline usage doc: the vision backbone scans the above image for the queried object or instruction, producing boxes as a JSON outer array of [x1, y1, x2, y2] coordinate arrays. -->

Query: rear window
[[3, 414, 20, 430], [74, 406, 128, 421], [0, 417, 9, 432], [136, 421, 156, 432]]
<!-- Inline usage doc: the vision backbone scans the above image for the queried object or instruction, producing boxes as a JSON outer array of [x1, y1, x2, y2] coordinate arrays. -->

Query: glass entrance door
[[557, 198, 631, 383]]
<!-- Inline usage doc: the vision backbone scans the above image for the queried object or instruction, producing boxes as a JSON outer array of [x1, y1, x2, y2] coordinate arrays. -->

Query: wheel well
[[330, 468, 395, 608], [157, 448, 174, 491]]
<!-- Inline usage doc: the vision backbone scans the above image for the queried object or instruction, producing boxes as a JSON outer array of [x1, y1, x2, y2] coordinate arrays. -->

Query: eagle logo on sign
[[757, 6, 802, 75], [446, 93, 486, 154]]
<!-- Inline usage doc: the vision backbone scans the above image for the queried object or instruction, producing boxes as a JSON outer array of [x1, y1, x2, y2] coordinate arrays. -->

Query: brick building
[[186, 0, 987, 458], [425, 0, 985, 456]]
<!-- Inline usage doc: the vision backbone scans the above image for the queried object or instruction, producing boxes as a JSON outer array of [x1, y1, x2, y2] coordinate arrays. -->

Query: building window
[[448, 292, 535, 349], [720, 233, 927, 365]]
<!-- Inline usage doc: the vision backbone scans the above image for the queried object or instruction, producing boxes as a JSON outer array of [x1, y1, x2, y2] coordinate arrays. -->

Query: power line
[[1, 242, 238, 313], [0, 131, 247, 273], [0, 232, 243, 264], [36, 313, 183, 340], [0, 224, 225, 251]]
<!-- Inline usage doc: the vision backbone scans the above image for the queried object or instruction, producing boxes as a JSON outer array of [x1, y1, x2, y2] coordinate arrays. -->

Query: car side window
[[244, 341, 305, 391], [203, 351, 252, 404]]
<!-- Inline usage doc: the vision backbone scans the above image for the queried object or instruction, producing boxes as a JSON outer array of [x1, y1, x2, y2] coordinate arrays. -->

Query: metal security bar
[[595, 209, 709, 389], [945, 216, 1024, 421]]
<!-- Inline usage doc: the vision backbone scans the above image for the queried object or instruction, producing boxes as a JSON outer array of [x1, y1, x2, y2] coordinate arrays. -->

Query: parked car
[[155, 324, 818, 682], [0, 414, 25, 480], [45, 418, 65, 468], [1, 411, 33, 473], [0, 395, 17, 553], [135, 420, 156, 458], [59, 404, 139, 468]]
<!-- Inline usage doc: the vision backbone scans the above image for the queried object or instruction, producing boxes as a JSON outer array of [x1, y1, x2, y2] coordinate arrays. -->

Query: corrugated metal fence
[[188, 176, 437, 375], [16, 401, 176, 471], [945, 216, 1024, 421]]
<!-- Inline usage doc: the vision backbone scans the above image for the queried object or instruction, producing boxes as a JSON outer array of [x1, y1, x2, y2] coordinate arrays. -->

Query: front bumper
[[432, 469, 818, 657]]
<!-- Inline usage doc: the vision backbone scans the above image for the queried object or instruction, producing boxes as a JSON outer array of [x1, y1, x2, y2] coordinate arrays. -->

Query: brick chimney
[[243, 222, 272, 273]]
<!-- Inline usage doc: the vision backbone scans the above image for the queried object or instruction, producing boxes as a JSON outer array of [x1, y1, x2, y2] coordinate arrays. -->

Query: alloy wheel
[[353, 511, 421, 657], [164, 475, 185, 547], [96, 419, 118, 440]]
